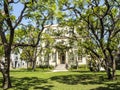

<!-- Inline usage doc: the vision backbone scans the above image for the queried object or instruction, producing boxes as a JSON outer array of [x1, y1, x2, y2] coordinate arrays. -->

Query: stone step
[[52, 69, 68, 72], [52, 64, 68, 72]]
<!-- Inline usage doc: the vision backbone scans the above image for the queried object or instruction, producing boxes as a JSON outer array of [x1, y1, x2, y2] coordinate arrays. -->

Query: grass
[[0, 69, 120, 90]]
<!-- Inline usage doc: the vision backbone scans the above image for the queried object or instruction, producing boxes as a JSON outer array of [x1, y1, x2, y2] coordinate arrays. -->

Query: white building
[[10, 24, 87, 69], [36, 24, 87, 68], [10, 49, 27, 69]]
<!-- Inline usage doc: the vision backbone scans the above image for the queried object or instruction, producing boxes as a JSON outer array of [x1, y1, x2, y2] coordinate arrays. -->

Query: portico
[[55, 51, 68, 65]]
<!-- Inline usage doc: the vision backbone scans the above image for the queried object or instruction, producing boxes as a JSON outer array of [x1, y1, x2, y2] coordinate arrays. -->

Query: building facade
[[9, 24, 87, 69], [36, 24, 87, 68]]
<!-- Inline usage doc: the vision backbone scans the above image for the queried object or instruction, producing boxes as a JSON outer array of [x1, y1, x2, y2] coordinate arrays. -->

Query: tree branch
[[103, 0, 111, 18], [8, 0, 20, 4], [0, 13, 8, 44], [84, 46, 100, 59], [13, 3, 27, 29], [111, 29, 120, 38]]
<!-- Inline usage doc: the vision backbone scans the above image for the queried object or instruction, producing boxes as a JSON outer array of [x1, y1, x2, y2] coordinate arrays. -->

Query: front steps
[[52, 64, 68, 72]]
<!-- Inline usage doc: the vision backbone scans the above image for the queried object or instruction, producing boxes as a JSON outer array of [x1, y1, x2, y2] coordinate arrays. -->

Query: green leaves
[[0, 46, 4, 57], [59, 0, 120, 64]]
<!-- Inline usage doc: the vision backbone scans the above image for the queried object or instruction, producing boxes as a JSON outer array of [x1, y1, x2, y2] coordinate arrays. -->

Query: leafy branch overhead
[[0, 0, 56, 89], [58, 0, 120, 80]]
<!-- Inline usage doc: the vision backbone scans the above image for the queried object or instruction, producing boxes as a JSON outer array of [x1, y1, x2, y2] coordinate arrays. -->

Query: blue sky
[[12, 2, 30, 25], [12, 3, 24, 17]]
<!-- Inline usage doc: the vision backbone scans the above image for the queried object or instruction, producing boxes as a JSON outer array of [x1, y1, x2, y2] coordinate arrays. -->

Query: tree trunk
[[47, 55, 50, 68], [32, 60, 36, 71], [106, 67, 112, 80], [1, 47, 12, 89], [2, 70, 11, 89], [112, 58, 116, 80], [76, 61, 78, 70], [27, 61, 29, 69], [32, 48, 37, 71], [104, 60, 112, 80]]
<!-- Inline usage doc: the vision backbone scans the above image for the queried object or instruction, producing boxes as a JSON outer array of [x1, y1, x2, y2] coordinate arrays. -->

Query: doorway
[[60, 53, 65, 64]]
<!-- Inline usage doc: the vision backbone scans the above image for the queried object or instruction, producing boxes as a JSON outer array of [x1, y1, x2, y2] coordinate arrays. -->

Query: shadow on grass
[[69, 70, 90, 73], [50, 74, 120, 90], [11, 77, 53, 90], [70, 70, 106, 74], [10, 68, 51, 72], [1, 72, 120, 90], [0, 76, 53, 90], [90, 75, 120, 90], [91, 82, 120, 90], [50, 74, 103, 85]]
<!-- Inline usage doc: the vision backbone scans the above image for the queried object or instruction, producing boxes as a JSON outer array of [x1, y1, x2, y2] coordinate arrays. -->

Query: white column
[[66, 51, 68, 64], [56, 51, 59, 65], [49, 53, 52, 65]]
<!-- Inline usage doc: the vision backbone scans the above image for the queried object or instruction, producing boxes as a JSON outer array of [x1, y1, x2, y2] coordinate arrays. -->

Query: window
[[78, 55, 82, 63], [69, 52, 74, 61], [68, 28, 74, 36], [45, 29, 50, 34], [15, 57, 18, 61], [52, 52, 56, 62], [44, 54, 49, 62]]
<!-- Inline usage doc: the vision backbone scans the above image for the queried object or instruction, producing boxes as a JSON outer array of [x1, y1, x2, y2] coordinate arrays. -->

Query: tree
[[58, 0, 120, 79], [0, 0, 55, 89], [15, 26, 40, 71], [0, 0, 24, 88], [20, 46, 39, 70]]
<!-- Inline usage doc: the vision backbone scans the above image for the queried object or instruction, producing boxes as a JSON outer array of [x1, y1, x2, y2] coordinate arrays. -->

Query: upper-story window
[[78, 55, 82, 63], [45, 29, 50, 34], [68, 28, 74, 36], [15, 57, 18, 61]]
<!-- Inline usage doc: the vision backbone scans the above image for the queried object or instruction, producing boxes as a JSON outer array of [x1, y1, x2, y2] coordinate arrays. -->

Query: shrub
[[39, 65, 54, 69], [70, 65, 77, 69]]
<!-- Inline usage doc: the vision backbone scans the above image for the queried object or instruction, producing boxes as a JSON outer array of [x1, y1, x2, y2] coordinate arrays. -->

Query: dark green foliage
[[70, 65, 77, 69], [116, 54, 120, 70], [39, 65, 54, 69], [58, 0, 120, 79], [88, 59, 100, 72], [69, 64, 88, 71]]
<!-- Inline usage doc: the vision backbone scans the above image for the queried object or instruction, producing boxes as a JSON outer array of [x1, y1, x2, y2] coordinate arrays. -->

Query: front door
[[61, 53, 65, 64]]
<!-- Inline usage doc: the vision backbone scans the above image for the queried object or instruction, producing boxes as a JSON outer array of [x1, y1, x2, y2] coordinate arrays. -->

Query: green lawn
[[0, 69, 120, 90]]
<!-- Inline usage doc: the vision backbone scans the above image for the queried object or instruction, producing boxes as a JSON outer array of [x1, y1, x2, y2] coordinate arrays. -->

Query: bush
[[78, 64, 88, 71], [78, 64, 87, 68], [88, 60, 100, 72], [70, 65, 77, 69], [69, 64, 88, 71], [39, 65, 54, 69]]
